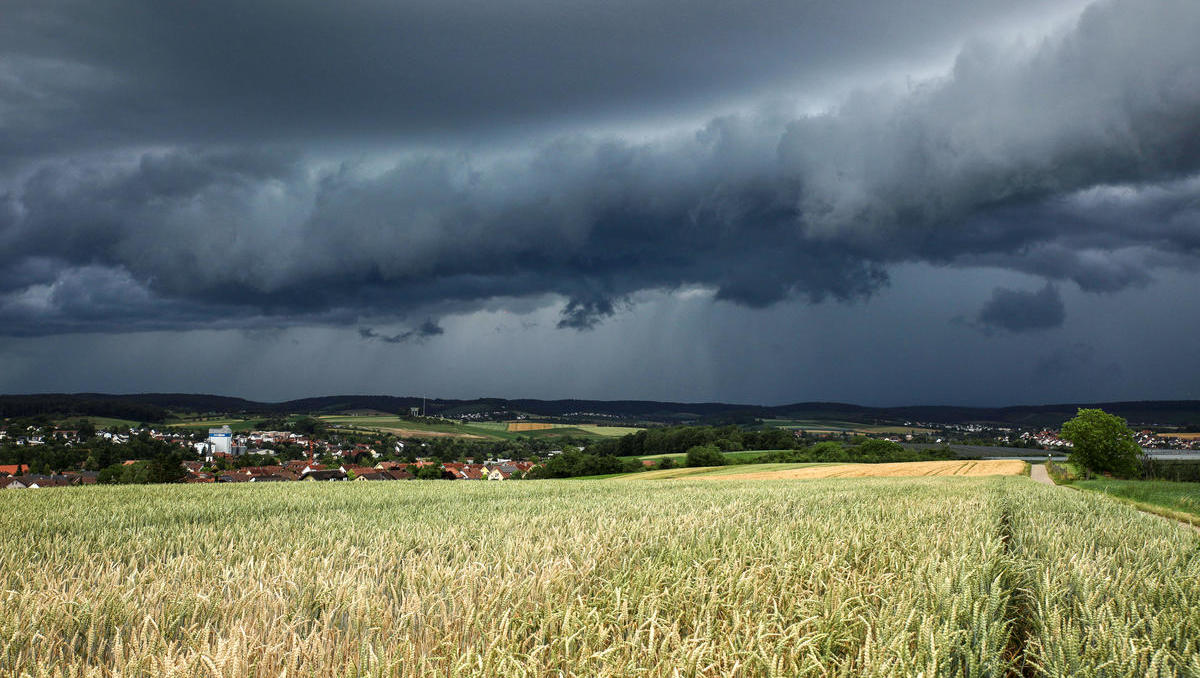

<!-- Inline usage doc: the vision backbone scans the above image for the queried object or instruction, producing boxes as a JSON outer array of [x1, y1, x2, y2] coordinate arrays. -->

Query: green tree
[[1060, 408, 1142, 477], [808, 441, 848, 463], [852, 438, 905, 461], [415, 465, 447, 480], [291, 417, 327, 436], [76, 419, 97, 440], [97, 463, 128, 484], [685, 445, 725, 467], [146, 453, 187, 483]]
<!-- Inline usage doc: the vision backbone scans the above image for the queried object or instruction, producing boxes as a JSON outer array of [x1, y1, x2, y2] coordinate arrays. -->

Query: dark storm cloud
[[557, 298, 623, 331], [1, 0, 1200, 336], [0, 0, 1074, 162], [359, 320, 444, 344], [976, 283, 1066, 333]]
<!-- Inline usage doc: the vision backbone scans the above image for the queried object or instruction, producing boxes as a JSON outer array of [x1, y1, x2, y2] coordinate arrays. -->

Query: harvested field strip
[[695, 459, 1026, 481], [506, 422, 557, 431], [575, 425, 645, 436], [1156, 432, 1200, 439]]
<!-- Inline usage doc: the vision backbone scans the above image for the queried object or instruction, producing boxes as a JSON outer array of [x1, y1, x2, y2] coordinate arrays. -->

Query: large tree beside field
[[685, 445, 725, 467], [1059, 408, 1142, 477]]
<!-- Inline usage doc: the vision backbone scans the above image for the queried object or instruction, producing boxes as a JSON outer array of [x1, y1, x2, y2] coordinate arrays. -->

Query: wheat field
[[506, 422, 558, 432], [707, 459, 1027, 481], [1, 476, 1197, 677], [624, 459, 1025, 481]]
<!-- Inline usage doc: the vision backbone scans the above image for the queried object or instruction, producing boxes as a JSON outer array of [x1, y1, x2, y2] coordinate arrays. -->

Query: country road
[[1030, 463, 1055, 486]]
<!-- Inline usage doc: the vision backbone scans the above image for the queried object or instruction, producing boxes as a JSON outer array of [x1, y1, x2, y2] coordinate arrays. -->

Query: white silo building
[[207, 425, 233, 456]]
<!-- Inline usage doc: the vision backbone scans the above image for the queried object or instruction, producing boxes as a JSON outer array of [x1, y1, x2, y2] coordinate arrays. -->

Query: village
[[4, 415, 1200, 491], [0, 422, 548, 490]]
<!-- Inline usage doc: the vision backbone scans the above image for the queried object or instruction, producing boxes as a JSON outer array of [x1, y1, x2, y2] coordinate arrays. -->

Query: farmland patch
[[707, 459, 1026, 480], [505, 421, 557, 432]]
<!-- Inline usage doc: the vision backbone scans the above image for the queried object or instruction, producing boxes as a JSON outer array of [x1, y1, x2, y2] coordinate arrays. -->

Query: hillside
[[3, 393, 1200, 428]]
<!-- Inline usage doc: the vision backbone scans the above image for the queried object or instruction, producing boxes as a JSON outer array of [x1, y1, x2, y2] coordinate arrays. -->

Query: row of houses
[[0, 465, 99, 489], [1021, 431, 1073, 449], [200, 426, 401, 462], [181, 459, 538, 484], [1136, 430, 1200, 450], [440, 461, 534, 480]]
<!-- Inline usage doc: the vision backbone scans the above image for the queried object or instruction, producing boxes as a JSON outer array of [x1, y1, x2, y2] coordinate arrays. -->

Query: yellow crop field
[[575, 425, 645, 436], [622, 460, 1025, 481], [1, 476, 1196, 676], [506, 421, 557, 431], [1157, 432, 1200, 440], [709, 459, 1026, 481]]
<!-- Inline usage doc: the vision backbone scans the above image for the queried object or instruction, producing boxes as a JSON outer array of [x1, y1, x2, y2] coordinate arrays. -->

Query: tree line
[[584, 425, 800, 458], [527, 437, 963, 479], [0, 395, 169, 422]]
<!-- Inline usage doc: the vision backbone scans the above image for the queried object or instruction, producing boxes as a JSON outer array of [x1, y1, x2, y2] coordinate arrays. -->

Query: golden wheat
[[1008, 482, 1200, 676], [691, 459, 1027, 481], [0, 475, 1196, 677], [505, 422, 558, 432]]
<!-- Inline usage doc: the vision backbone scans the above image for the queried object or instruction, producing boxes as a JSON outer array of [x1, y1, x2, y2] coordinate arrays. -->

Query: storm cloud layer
[[0, 0, 1195, 336], [0, 0, 1199, 403]]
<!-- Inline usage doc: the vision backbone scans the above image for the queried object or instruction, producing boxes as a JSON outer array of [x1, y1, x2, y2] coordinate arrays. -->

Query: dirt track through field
[[1030, 464, 1055, 486]]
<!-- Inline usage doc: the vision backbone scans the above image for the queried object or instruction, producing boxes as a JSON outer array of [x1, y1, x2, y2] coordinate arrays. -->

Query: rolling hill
[[3, 393, 1200, 429]]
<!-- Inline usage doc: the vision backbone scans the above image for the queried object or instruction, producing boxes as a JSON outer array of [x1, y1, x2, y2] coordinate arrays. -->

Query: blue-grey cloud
[[557, 298, 623, 331], [359, 320, 444, 344], [977, 283, 1066, 333], [1035, 342, 1094, 376]]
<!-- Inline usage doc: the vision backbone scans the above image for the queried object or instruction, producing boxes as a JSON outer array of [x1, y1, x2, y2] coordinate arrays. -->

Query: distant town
[[0, 417, 556, 489], [3, 403, 1199, 490]]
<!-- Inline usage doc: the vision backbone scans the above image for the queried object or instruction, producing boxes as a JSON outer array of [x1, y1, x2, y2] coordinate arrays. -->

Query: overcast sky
[[1, 0, 1198, 406]]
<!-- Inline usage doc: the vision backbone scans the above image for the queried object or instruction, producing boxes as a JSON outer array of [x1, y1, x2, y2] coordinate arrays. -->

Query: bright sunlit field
[[1, 476, 1197, 677]]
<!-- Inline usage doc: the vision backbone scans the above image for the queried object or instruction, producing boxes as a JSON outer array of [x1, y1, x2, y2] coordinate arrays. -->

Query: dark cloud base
[[976, 284, 1066, 333], [359, 320, 444, 344]]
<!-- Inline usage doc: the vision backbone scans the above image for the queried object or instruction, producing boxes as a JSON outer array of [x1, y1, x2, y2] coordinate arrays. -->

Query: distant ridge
[[2, 393, 1200, 428]]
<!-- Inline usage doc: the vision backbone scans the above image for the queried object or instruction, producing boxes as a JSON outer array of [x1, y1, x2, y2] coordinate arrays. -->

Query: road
[[1030, 463, 1055, 486]]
